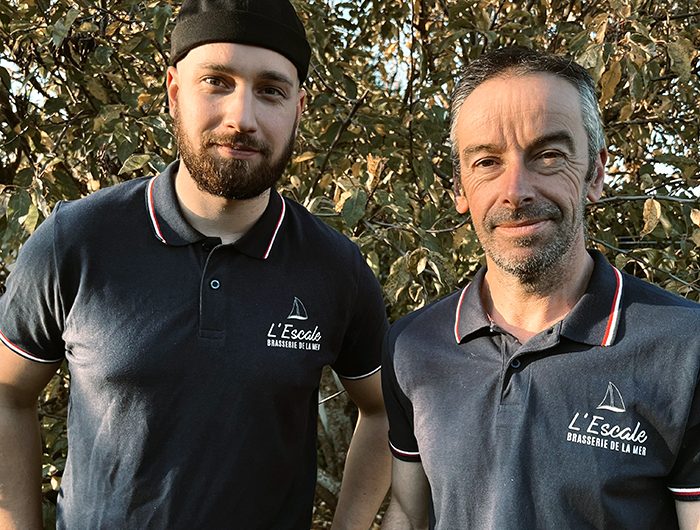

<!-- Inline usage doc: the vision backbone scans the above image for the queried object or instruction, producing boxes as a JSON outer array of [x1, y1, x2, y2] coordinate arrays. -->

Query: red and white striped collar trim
[[453, 284, 470, 343], [146, 173, 287, 260], [262, 196, 285, 260], [453, 261, 625, 347], [146, 176, 167, 244], [600, 265, 623, 347]]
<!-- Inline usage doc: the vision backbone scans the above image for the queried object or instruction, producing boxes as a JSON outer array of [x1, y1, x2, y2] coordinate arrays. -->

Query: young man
[[381, 47, 700, 529], [0, 1, 390, 528]]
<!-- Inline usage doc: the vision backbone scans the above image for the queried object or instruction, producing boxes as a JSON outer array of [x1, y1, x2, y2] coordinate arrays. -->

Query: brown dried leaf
[[690, 209, 700, 228], [640, 198, 661, 236], [600, 60, 622, 105]]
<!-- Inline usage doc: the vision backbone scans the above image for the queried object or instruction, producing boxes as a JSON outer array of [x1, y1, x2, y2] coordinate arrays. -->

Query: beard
[[173, 110, 296, 200], [479, 198, 585, 287]]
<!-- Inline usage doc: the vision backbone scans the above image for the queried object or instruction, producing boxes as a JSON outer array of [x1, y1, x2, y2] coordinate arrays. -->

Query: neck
[[174, 164, 270, 245], [481, 246, 594, 343]]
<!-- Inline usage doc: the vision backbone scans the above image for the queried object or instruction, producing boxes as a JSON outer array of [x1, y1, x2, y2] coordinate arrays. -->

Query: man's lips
[[494, 218, 550, 235], [212, 143, 260, 158]]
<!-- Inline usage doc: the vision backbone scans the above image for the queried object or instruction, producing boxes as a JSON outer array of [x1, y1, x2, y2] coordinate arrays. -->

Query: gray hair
[[450, 46, 606, 190]]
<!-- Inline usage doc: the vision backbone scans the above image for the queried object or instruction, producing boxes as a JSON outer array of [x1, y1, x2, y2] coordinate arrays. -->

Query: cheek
[[259, 109, 297, 143], [544, 160, 589, 206]]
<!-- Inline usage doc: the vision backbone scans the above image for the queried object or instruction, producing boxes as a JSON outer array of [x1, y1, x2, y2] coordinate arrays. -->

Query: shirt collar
[[145, 160, 287, 260], [560, 249, 623, 347], [453, 250, 624, 347], [453, 267, 492, 343]]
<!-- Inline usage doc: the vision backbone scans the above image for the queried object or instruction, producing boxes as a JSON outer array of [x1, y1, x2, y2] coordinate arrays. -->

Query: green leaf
[[21, 203, 39, 234], [152, 5, 172, 45], [341, 188, 367, 228], [94, 45, 114, 65], [7, 189, 31, 221], [119, 154, 152, 175], [667, 39, 693, 80], [50, 8, 80, 48]]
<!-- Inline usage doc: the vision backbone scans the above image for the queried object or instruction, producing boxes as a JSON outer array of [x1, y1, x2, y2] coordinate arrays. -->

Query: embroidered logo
[[287, 297, 308, 321], [266, 297, 322, 351], [596, 381, 626, 413], [565, 381, 648, 457]]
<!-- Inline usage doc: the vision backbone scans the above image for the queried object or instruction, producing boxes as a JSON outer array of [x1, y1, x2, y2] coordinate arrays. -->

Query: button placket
[[199, 250, 227, 340]]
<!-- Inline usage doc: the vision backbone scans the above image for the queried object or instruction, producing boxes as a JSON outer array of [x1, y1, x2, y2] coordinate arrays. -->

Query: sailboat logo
[[596, 382, 626, 413], [287, 297, 308, 321]]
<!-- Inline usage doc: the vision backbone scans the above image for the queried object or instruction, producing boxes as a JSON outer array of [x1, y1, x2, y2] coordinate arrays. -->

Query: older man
[[381, 47, 700, 529], [0, 1, 390, 528]]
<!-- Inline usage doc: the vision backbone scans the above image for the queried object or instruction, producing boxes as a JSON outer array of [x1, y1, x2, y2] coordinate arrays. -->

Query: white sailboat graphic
[[287, 297, 308, 320], [596, 382, 626, 413]]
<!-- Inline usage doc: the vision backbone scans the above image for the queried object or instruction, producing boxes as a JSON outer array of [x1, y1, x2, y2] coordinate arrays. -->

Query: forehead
[[177, 42, 297, 83], [455, 73, 585, 146]]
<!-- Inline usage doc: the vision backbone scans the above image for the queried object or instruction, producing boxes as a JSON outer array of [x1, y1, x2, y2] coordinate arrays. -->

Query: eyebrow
[[460, 131, 577, 159], [197, 63, 295, 88], [528, 131, 576, 154]]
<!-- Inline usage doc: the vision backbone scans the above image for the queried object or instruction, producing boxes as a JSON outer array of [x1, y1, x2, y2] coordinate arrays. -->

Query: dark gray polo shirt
[[383, 251, 700, 529], [0, 161, 388, 529]]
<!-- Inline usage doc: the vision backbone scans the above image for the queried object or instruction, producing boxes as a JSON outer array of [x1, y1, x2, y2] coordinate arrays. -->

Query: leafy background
[[0, 0, 698, 527]]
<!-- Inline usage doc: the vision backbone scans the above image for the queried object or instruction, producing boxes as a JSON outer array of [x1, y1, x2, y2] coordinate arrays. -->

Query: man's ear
[[454, 177, 469, 215], [166, 66, 179, 119], [586, 148, 608, 202]]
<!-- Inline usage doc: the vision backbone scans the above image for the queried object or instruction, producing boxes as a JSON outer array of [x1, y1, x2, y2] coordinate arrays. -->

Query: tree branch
[[304, 89, 369, 202]]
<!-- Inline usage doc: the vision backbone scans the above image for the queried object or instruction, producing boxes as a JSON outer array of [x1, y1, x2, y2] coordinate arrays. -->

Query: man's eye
[[203, 77, 225, 87], [260, 86, 286, 98], [474, 158, 497, 169], [539, 151, 563, 162]]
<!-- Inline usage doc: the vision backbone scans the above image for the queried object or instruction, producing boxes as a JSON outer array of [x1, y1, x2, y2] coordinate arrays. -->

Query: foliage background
[[1, 0, 698, 526]]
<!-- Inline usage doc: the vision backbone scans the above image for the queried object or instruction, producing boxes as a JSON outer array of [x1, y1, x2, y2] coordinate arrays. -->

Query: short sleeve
[[331, 249, 388, 380], [382, 324, 421, 462], [668, 371, 700, 501], [0, 205, 66, 363]]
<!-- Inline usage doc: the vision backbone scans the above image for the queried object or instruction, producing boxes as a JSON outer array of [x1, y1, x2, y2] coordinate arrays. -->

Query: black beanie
[[170, 0, 311, 83]]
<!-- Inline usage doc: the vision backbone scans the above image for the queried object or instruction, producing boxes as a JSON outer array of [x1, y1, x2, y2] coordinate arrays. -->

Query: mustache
[[203, 132, 271, 155], [485, 202, 562, 228]]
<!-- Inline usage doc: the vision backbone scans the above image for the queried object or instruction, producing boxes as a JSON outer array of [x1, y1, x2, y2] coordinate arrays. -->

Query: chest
[[399, 332, 697, 492], [61, 244, 350, 395]]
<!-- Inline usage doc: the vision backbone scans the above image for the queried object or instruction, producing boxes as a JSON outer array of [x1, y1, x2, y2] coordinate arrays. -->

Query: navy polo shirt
[[383, 251, 700, 529], [0, 161, 388, 529]]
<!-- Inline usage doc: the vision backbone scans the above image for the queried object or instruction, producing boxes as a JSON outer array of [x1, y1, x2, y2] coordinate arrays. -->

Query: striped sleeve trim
[[668, 486, 700, 501], [336, 364, 381, 380], [389, 440, 421, 462], [0, 329, 62, 364]]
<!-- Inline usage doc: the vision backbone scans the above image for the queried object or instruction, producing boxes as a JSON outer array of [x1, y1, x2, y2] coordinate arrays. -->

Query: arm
[[0, 343, 60, 530], [677, 501, 700, 530], [381, 457, 430, 529], [331, 371, 391, 530]]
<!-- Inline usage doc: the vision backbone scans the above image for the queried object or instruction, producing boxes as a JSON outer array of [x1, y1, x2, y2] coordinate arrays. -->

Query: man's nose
[[223, 88, 257, 133], [500, 157, 536, 207]]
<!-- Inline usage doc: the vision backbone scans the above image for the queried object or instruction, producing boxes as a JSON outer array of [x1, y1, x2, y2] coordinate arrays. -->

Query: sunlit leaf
[[640, 198, 661, 236], [691, 209, 700, 228], [667, 39, 693, 80], [600, 60, 622, 105], [118, 154, 152, 175]]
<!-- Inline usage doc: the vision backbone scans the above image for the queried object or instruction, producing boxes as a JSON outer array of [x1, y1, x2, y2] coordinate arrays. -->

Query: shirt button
[[210, 279, 221, 290], [510, 359, 521, 369]]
